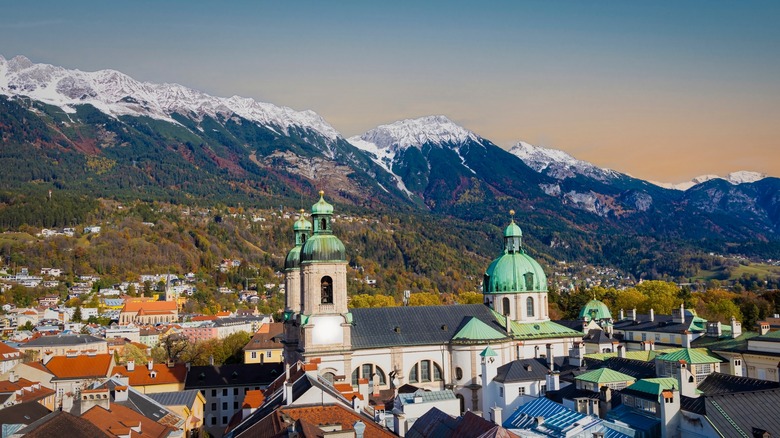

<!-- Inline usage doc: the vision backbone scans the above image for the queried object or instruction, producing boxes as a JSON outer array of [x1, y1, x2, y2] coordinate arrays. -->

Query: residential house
[[148, 389, 207, 437], [21, 334, 108, 360], [44, 353, 115, 410], [0, 342, 23, 374], [242, 322, 284, 364], [110, 360, 187, 394]]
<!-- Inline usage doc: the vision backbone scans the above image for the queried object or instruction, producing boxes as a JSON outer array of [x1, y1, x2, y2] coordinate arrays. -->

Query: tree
[[408, 292, 442, 306], [455, 292, 483, 305], [612, 289, 648, 316], [72, 305, 82, 322], [120, 343, 149, 365], [349, 294, 397, 308]]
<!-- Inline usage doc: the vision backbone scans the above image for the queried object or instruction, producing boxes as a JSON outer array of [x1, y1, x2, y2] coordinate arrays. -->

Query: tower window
[[320, 218, 327, 231], [301, 233, 307, 243], [321, 276, 333, 304], [527, 296, 535, 317], [502, 297, 510, 316]]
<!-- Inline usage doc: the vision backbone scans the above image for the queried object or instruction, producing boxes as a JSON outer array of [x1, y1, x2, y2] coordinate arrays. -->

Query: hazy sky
[[2, 1, 779, 183]]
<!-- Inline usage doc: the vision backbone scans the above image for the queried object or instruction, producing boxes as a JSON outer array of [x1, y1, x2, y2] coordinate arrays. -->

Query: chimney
[[707, 322, 722, 338], [114, 385, 129, 402], [490, 406, 503, 425], [9, 371, 18, 383], [673, 303, 686, 324], [649, 308, 655, 322], [617, 345, 625, 359], [546, 344, 554, 371], [353, 421, 366, 438], [284, 382, 294, 405], [394, 412, 407, 437], [147, 359, 153, 371], [619, 309, 625, 320], [506, 313, 512, 335], [630, 308, 637, 321], [759, 322, 770, 336], [569, 341, 584, 367], [731, 316, 742, 339], [127, 360, 135, 372], [358, 378, 370, 403], [546, 371, 560, 392]]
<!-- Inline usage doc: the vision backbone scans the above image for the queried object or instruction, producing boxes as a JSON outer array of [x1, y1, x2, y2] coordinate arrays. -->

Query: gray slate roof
[[185, 363, 283, 389], [147, 389, 202, 408], [350, 304, 507, 349], [698, 372, 780, 396], [704, 388, 780, 436], [493, 357, 565, 383], [24, 334, 105, 347]]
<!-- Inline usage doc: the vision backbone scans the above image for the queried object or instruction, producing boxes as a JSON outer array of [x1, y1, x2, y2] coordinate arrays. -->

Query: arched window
[[322, 372, 336, 384], [351, 364, 386, 386], [456, 393, 465, 414], [408, 360, 443, 383], [455, 367, 463, 380], [301, 233, 307, 243], [502, 297, 510, 316], [320, 218, 327, 231], [526, 296, 534, 317], [321, 276, 333, 304], [524, 272, 534, 290]]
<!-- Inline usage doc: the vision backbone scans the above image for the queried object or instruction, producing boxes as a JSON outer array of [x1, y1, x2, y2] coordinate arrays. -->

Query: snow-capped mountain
[[652, 171, 768, 191], [508, 141, 619, 182], [0, 55, 340, 146], [348, 115, 491, 197]]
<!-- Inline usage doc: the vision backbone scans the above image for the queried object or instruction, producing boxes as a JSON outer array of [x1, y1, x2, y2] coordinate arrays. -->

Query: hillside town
[[0, 194, 777, 437]]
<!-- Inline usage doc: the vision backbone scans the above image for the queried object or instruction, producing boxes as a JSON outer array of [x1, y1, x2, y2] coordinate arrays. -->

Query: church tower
[[482, 211, 550, 322], [285, 192, 352, 363]]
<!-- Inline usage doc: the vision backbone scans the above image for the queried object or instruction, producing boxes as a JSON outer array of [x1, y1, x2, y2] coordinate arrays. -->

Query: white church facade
[[282, 194, 583, 415]]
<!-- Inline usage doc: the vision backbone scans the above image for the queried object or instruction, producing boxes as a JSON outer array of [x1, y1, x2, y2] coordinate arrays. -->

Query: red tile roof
[[122, 300, 177, 313], [242, 390, 264, 409], [82, 404, 174, 438], [45, 354, 113, 380], [0, 342, 21, 360], [243, 323, 284, 351], [111, 363, 187, 387]]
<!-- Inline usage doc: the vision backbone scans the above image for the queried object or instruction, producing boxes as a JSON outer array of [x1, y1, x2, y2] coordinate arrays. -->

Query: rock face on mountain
[[1, 55, 778, 259]]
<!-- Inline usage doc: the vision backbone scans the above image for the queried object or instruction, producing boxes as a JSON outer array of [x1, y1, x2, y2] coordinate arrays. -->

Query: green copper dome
[[483, 212, 546, 294], [294, 210, 312, 231], [579, 299, 612, 321], [284, 246, 302, 270], [312, 191, 334, 215], [300, 234, 346, 262], [483, 252, 547, 294]]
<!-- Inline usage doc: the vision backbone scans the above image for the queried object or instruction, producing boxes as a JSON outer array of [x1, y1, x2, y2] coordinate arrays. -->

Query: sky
[[2, 0, 779, 183]]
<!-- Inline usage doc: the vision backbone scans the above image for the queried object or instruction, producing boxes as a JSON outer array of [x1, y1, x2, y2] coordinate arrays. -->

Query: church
[[281, 192, 582, 413]]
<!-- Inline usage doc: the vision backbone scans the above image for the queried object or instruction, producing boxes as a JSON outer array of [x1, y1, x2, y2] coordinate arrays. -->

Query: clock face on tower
[[310, 315, 344, 345]]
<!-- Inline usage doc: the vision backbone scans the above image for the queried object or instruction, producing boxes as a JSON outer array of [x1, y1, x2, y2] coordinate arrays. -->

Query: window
[[526, 297, 534, 317], [212, 389, 217, 397], [351, 364, 387, 386], [222, 402, 227, 410], [524, 272, 534, 290], [455, 367, 463, 380], [499, 386, 504, 398], [211, 417, 216, 425], [211, 403, 216, 411], [320, 218, 327, 231], [735, 359, 741, 366], [267, 350, 273, 357], [222, 416, 228, 425], [234, 401, 238, 409], [519, 387, 525, 396], [642, 333, 647, 341], [321, 276, 333, 304], [223, 389, 228, 396], [655, 334, 661, 342], [695, 364, 712, 383], [251, 351, 257, 359], [502, 297, 510, 316], [408, 360, 443, 383], [234, 388, 239, 396], [540, 384, 547, 395]]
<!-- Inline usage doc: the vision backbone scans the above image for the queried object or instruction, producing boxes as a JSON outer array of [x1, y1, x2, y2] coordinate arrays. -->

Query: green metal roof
[[626, 378, 678, 396], [579, 299, 612, 321], [576, 368, 636, 384], [311, 191, 334, 215], [300, 234, 346, 263], [656, 348, 723, 364], [489, 310, 583, 340], [480, 345, 498, 357], [284, 245, 302, 270], [504, 220, 522, 238], [585, 348, 679, 362], [293, 211, 312, 231], [452, 317, 509, 343], [483, 252, 548, 294]]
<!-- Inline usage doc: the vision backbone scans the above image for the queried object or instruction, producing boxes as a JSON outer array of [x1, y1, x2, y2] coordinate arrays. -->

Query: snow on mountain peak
[[652, 171, 767, 190], [350, 115, 480, 151], [509, 141, 617, 181], [0, 54, 340, 141]]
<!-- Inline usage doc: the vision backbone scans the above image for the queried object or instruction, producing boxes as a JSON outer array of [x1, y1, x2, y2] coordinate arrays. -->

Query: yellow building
[[148, 389, 207, 437], [111, 360, 187, 394], [243, 322, 284, 364]]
